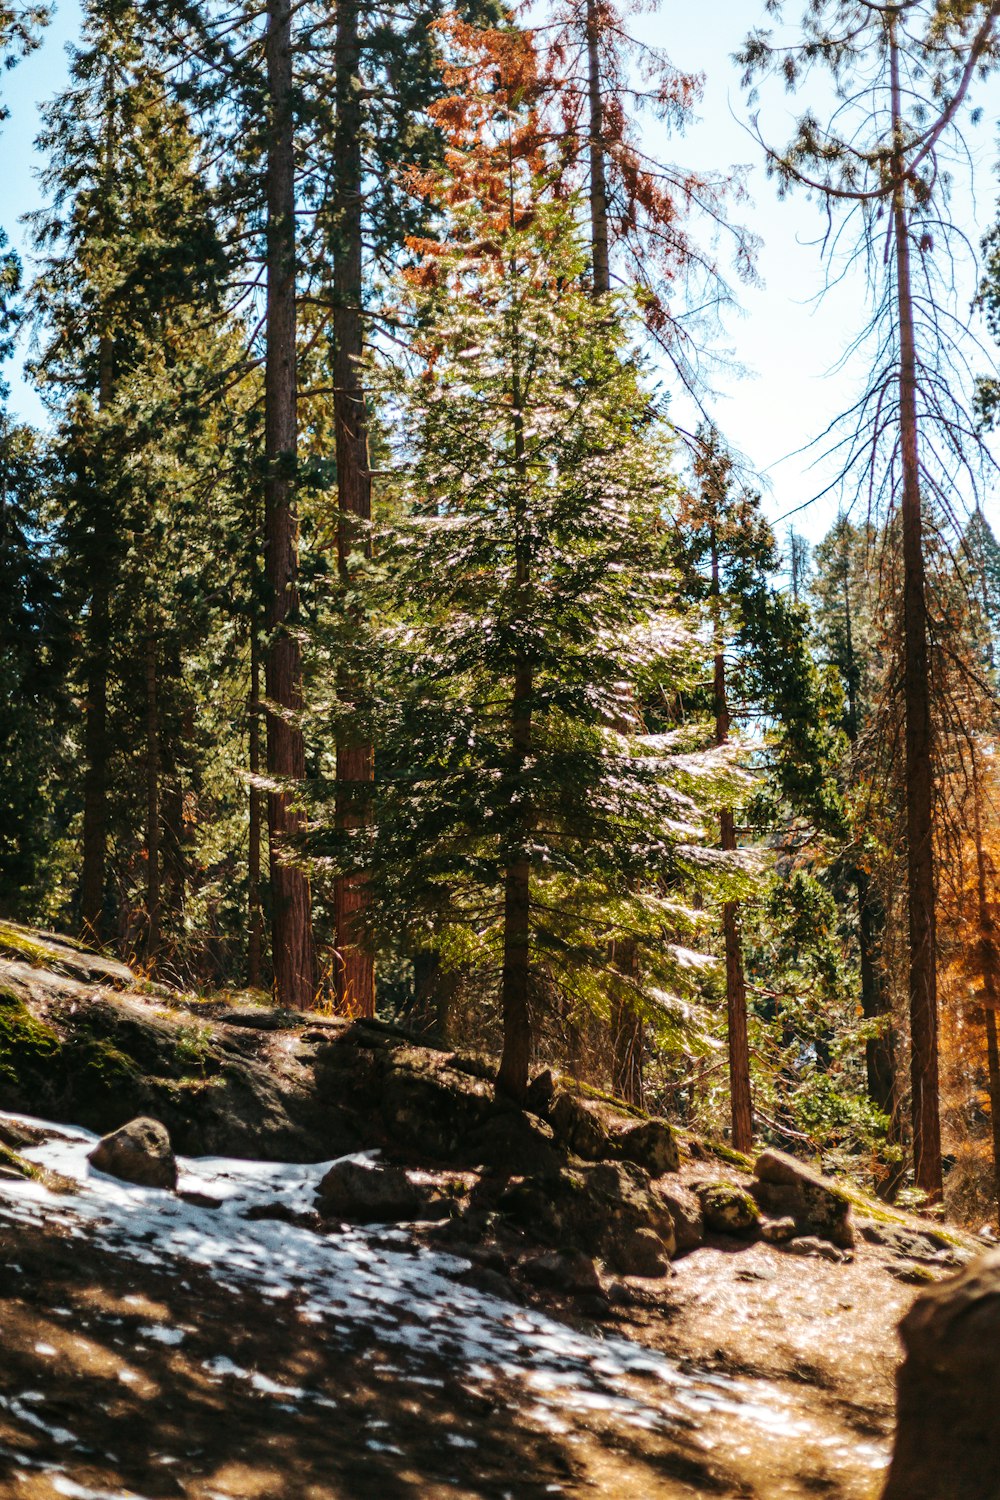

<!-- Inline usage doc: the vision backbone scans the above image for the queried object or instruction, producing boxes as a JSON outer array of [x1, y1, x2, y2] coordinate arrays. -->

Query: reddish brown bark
[[263, 0, 315, 1009]]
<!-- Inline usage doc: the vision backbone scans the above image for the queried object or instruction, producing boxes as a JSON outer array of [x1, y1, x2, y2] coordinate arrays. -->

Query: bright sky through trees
[[1, 0, 997, 545]]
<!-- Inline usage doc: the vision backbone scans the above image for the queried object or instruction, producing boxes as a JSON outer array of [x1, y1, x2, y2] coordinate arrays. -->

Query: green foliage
[[312, 189, 737, 1035]]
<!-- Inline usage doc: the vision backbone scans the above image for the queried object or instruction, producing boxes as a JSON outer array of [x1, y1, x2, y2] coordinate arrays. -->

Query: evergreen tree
[[332, 139, 734, 1098]]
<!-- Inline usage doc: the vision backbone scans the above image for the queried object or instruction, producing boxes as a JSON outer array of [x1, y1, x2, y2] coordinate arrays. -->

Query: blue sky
[[2, 0, 999, 552]]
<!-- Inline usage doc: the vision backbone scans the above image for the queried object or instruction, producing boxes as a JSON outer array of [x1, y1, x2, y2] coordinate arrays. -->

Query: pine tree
[[339, 97, 734, 1099]]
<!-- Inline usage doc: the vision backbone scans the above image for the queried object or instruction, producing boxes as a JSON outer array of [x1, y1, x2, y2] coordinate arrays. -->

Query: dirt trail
[[0, 1112, 941, 1499]]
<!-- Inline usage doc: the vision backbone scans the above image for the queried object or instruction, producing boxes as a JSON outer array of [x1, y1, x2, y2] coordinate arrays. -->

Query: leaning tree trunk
[[263, 0, 315, 1009], [331, 0, 375, 1017], [585, 0, 611, 297], [890, 18, 942, 1198]]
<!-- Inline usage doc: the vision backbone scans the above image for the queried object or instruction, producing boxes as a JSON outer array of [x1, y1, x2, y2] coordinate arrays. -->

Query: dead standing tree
[[741, 0, 1000, 1197]]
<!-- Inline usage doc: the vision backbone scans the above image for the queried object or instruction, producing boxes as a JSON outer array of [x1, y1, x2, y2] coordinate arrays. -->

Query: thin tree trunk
[[264, 0, 315, 1009], [332, 0, 374, 1017], [585, 0, 611, 297], [497, 373, 533, 1102], [890, 18, 942, 1198], [498, 659, 533, 1102], [710, 523, 753, 1154], [248, 619, 264, 990], [80, 330, 115, 946], [144, 616, 161, 962], [610, 938, 644, 1106], [80, 574, 109, 943]]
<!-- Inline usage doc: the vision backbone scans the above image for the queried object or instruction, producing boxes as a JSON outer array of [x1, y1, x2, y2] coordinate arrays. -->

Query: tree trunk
[[80, 331, 115, 946], [890, 18, 942, 1199], [854, 866, 895, 1116], [248, 618, 264, 990], [331, 0, 375, 1017], [264, 0, 315, 1009], [610, 938, 644, 1106], [970, 765, 1000, 1228], [411, 950, 455, 1040], [710, 522, 753, 1154], [80, 573, 109, 944], [585, 0, 611, 297], [498, 661, 533, 1103], [144, 616, 161, 962]]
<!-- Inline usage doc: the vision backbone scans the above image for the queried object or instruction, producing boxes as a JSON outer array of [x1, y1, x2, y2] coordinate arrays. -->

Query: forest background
[[4, 0, 1000, 1231]]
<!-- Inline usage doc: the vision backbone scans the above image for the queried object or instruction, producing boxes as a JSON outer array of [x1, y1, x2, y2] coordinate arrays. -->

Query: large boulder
[[316, 1156, 445, 1223], [549, 1093, 679, 1175], [88, 1116, 177, 1190], [656, 1182, 705, 1254], [750, 1148, 854, 1249], [696, 1181, 760, 1236], [883, 1251, 1000, 1500], [499, 1160, 676, 1277]]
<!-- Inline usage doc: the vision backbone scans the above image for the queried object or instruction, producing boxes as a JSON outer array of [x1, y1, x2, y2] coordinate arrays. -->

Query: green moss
[[65, 1035, 139, 1101], [0, 990, 61, 1086], [0, 923, 66, 969], [0, 1139, 37, 1179], [703, 1138, 754, 1171]]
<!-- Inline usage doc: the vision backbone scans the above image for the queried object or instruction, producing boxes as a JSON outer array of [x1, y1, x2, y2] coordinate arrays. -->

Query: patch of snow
[[0, 1106, 889, 1478], [136, 1324, 185, 1346]]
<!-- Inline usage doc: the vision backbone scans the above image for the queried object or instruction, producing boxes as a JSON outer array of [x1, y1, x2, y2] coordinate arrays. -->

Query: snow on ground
[[0, 1109, 891, 1491]]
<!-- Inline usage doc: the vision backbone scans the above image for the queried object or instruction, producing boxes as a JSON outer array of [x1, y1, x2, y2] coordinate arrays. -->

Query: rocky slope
[[0, 921, 986, 1498]]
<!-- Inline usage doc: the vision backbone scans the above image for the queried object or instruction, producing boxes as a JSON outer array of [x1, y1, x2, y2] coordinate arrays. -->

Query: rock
[[696, 1182, 760, 1236], [177, 1188, 223, 1210], [760, 1216, 797, 1245], [751, 1149, 854, 1249], [858, 1219, 966, 1267], [379, 1052, 496, 1160], [88, 1117, 177, 1190], [498, 1160, 676, 1277], [656, 1183, 705, 1253], [464, 1109, 561, 1176], [316, 1157, 445, 1223], [548, 1092, 679, 1174], [524, 1069, 555, 1117], [223, 1009, 302, 1031], [455, 1265, 522, 1303], [549, 1093, 610, 1159], [782, 1235, 850, 1264], [616, 1118, 680, 1175], [520, 1250, 601, 1295], [885, 1261, 940, 1286], [882, 1250, 1000, 1500]]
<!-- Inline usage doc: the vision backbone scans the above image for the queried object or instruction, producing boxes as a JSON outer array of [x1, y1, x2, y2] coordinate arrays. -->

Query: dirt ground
[[0, 1189, 947, 1500]]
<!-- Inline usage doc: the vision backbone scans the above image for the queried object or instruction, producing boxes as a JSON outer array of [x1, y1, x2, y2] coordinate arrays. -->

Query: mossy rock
[[697, 1182, 760, 1236]]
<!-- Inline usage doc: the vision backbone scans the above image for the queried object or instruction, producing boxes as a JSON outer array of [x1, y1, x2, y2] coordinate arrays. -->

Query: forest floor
[[0, 1109, 971, 1500], [0, 923, 984, 1499]]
